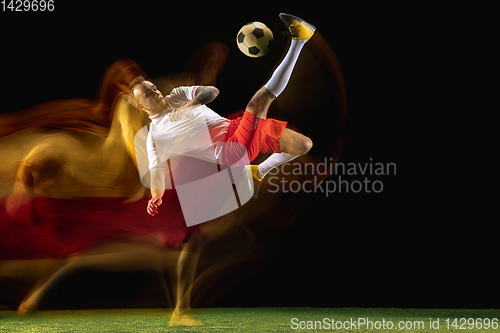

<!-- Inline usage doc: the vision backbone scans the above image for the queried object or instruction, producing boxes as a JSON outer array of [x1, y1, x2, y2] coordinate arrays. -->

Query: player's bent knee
[[246, 87, 274, 115], [299, 136, 313, 155]]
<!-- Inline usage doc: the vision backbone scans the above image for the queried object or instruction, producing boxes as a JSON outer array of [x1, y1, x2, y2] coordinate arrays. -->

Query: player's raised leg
[[246, 13, 315, 197]]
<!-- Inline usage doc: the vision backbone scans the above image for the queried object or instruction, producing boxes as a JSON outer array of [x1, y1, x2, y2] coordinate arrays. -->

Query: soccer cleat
[[246, 165, 263, 199], [279, 13, 316, 41]]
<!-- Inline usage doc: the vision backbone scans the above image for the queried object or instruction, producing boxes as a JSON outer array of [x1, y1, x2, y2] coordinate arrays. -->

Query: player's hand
[[147, 197, 162, 216]]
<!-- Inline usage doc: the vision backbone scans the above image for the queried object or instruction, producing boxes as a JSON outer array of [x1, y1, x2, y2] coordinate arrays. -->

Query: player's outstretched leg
[[246, 13, 316, 119], [246, 13, 315, 198]]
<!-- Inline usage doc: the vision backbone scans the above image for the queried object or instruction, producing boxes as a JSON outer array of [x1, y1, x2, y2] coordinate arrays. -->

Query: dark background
[[1, 2, 493, 309]]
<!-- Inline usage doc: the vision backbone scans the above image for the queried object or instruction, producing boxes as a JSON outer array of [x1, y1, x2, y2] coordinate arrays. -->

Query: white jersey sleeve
[[146, 129, 163, 171], [167, 86, 199, 109], [146, 129, 168, 190]]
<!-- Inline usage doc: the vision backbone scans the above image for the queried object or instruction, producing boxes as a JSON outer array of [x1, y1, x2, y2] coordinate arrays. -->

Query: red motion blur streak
[[0, 42, 229, 259]]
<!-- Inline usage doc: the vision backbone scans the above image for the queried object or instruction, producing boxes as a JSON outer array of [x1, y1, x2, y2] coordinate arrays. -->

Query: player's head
[[129, 76, 167, 113]]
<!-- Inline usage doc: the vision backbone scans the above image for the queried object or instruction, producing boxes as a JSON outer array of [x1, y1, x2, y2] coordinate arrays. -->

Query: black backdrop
[[1, 2, 494, 309]]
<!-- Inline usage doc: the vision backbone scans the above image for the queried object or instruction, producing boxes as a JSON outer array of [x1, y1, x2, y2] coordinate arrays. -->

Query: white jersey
[[136, 86, 254, 226], [147, 86, 230, 171]]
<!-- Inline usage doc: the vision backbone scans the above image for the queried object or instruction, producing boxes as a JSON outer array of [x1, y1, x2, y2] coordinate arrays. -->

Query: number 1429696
[[2, 0, 54, 11]]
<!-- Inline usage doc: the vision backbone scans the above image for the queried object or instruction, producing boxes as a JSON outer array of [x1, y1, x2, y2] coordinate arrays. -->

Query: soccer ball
[[236, 22, 274, 58]]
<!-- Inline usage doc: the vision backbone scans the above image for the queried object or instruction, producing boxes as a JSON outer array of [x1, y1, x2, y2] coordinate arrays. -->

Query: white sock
[[257, 153, 299, 179], [264, 39, 306, 98]]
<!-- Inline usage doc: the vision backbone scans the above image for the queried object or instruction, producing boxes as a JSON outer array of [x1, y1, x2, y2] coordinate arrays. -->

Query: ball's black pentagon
[[248, 46, 260, 55], [237, 32, 245, 43], [253, 28, 265, 39]]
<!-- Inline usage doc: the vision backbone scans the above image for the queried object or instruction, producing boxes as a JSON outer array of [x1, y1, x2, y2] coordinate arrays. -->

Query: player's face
[[133, 81, 166, 112]]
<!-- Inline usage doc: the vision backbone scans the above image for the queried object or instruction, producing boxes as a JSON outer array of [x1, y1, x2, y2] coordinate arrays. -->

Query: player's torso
[[150, 106, 227, 162]]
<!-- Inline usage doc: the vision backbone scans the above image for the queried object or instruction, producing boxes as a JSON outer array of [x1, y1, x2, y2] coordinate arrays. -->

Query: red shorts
[[225, 111, 287, 163]]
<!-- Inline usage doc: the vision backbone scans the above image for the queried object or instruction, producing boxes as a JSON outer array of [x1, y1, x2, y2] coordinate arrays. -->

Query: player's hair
[[127, 76, 146, 108], [129, 75, 145, 90]]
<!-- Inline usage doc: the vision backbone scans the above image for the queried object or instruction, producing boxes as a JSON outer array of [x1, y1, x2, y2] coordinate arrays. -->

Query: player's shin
[[257, 152, 299, 179], [264, 39, 306, 98]]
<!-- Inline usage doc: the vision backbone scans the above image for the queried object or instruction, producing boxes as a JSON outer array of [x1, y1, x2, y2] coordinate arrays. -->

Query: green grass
[[1, 308, 499, 332]]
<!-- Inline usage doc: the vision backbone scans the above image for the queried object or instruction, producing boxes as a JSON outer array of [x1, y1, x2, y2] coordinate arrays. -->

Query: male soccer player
[[129, 13, 316, 326], [132, 13, 316, 214]]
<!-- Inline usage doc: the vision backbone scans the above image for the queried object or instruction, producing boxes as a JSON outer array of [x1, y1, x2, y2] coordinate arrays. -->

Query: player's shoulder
[[169, 86, 199, 100], [170, 85, 198, 94]]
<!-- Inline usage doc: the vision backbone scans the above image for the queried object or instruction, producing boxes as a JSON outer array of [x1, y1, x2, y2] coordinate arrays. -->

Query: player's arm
[[146, 134, 165, 216], [148, 186, 164, 216], [172, 86, 219, 111], [150, 170, 165, 199], [148, 168, 165, 216]]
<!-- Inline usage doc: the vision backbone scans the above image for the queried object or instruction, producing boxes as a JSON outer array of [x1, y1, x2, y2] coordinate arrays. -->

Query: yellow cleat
[[247, 164, 263, 181], [246, 165, 263, 199], [280, 13, 316, 41]]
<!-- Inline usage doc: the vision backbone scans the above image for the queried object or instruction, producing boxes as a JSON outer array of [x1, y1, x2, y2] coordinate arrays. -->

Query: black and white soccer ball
[[236, 22, 274, 58]]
